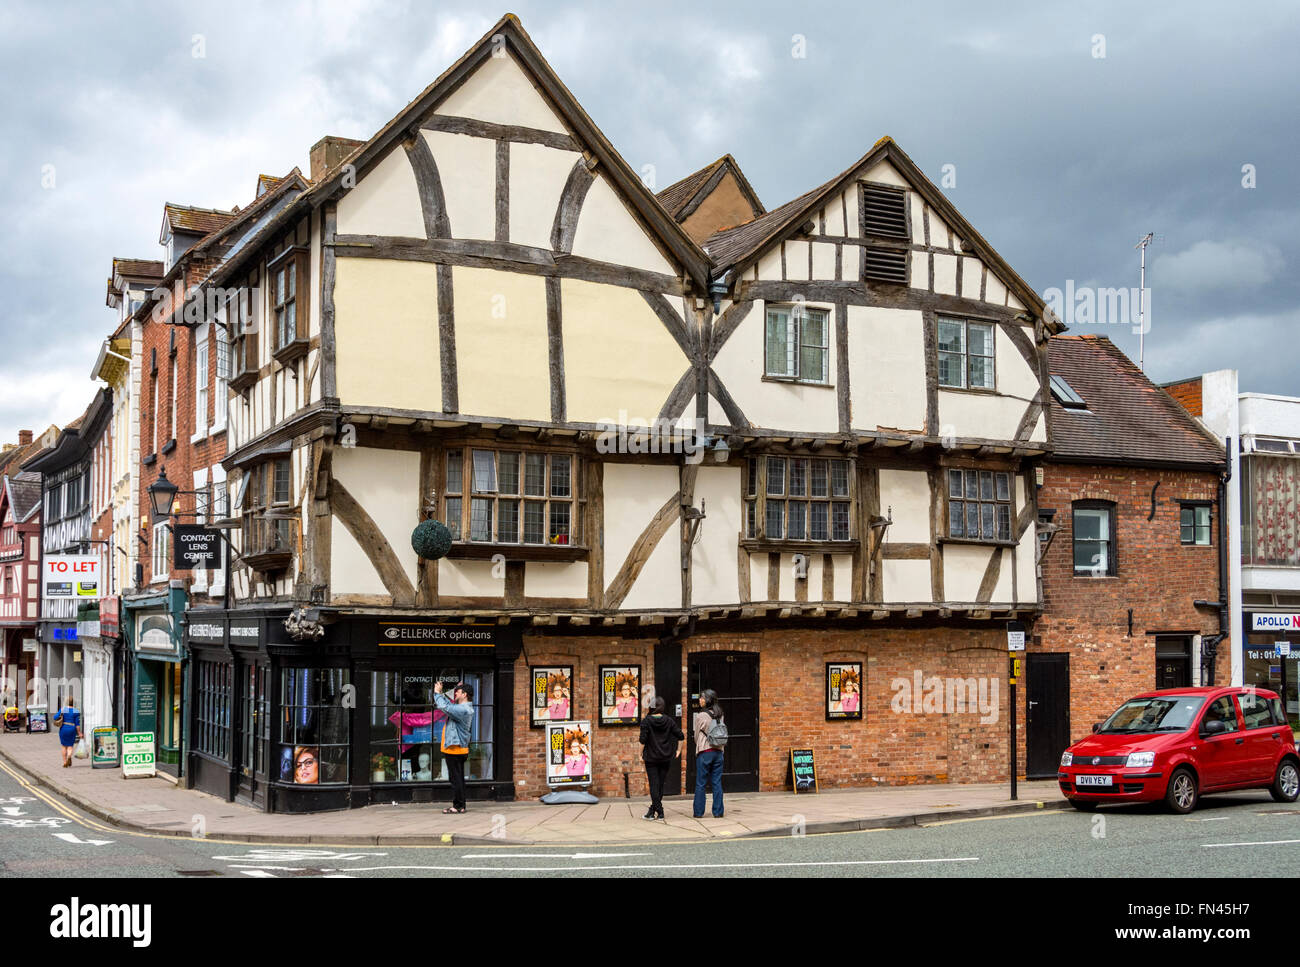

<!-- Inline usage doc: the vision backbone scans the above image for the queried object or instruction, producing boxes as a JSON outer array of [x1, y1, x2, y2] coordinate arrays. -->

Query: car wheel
[[1270, 759, 1300, 803], [1165, 767, 1198, 814], [1069, 799, 1097, 812]]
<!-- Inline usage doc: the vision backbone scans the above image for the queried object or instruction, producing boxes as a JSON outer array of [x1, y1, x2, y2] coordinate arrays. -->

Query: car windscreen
[[1098, 696, 1206, 734]]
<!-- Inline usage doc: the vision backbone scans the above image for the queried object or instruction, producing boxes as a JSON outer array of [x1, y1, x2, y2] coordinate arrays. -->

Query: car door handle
[[1234, 737, 1244, 744], [1272, 733, 1281, 740]]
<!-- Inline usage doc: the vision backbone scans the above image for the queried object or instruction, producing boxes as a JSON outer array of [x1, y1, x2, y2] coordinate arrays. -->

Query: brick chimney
[[310, 136, 364, 182], [17, 430, 32, 446]]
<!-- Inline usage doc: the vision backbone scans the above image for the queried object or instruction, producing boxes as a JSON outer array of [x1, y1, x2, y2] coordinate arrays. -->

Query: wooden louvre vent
[[861, 184, 908, 239], [863, 246, 908, 284]]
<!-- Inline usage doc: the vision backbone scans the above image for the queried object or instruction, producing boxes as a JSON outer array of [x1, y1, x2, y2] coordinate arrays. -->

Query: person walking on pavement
[[55, 696, 82, 768], [693, 689, 725, 818], [639, 696, 684, 820], [433, 680, 474, 813]]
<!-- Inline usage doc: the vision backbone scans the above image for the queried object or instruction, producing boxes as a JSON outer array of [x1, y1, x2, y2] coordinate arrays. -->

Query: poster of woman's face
[[545, 721, 591, 786], [826, 662, 863, 720], [530, 666, 573, 728], [599, 665, 641, 725], [293, 745, 320, 784]]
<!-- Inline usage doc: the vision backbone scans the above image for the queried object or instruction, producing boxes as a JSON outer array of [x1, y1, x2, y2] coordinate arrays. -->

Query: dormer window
[[269, 246, 309, 363]]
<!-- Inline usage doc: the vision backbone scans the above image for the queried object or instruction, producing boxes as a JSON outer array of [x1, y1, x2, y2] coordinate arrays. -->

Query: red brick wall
[[512, 626, 1011, 799], [137, 259, 227, 593], [1162, 378, 1203, 418], [1025, 462, 1222, 755]]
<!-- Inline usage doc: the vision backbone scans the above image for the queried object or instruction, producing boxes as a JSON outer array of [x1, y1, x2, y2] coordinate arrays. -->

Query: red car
[[1058, 686, 1299, 813]]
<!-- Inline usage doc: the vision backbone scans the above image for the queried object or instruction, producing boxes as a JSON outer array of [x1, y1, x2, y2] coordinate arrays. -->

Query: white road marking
[[1188, 817, 1230, 822], [1, 806, 27, 816], [340, 857, 980, 873], [1202, 838, 1300, 848], [0, 816, 69, 828], [239, 870, 278, 878], [211, 849, 386, 862], [52, 833, 113, 845], [461, 852, 653, 859]]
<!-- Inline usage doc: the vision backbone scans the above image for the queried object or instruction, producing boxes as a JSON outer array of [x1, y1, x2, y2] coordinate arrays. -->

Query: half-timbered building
[[185, 14, 1063, 811]]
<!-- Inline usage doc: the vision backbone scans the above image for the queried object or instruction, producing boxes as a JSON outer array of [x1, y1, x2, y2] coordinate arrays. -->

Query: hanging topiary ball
[[411, 519, 453, 560]]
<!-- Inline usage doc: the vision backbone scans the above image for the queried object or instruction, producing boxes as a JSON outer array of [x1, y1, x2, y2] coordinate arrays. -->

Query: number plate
[[1076, 774, 1113, 787]]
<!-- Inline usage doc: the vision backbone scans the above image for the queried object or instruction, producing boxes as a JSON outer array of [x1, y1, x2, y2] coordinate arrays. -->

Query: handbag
[[73, 738, 88, 759]]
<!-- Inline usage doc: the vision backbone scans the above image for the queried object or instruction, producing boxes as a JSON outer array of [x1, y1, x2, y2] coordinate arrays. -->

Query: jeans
[[693, 749, 724, 817], [644, 759, 671, 816], [445, 752, 468, 809]]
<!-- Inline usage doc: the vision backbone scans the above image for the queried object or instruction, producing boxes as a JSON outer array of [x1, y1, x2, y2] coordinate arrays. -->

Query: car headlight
[[1125, 751, 1156, 769], [1060, 751, 1073, 766]]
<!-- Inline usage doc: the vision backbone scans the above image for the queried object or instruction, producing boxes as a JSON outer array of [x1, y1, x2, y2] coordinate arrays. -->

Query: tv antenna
[[1134, 233, 1163, 371]]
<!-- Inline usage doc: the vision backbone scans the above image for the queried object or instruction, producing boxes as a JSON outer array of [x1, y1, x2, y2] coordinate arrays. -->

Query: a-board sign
[[121, 731, 156, 778], [91, 727, 119, 769], [26, 706, 48, 733], [790, 748, 818, 793]]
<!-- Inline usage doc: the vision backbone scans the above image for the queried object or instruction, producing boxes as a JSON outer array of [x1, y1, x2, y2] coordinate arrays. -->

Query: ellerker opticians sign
[[379, 623, 496, 646], [41, 555, 100, 598], [1252, 613, 1300, 631]]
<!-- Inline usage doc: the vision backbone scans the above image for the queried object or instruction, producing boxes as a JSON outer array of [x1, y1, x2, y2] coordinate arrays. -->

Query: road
[[0, 757, 1296, 878]]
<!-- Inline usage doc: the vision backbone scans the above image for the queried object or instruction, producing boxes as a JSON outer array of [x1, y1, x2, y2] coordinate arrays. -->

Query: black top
[[638, 713, 685, 763]]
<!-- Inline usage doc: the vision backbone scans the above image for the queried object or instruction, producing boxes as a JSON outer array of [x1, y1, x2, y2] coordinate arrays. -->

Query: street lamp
[[148, 467, 180, 521]]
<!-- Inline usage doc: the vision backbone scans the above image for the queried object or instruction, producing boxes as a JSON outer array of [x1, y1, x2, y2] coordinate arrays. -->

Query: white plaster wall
[[525, 561, 589, 598], [943, 544, 993, 602], [882, 559, 931, 602], [1015, 477, 1037, 603], [824, 199, 845, 236], [756, 246, 783, 280], [509, 142, 583, 249], [929, 209, 950, 249], [910, 251, 929, 291], [749, 554, 765, 599], [997, 327, 1043, 402], [711, 300, 840, 434], [435, 51, 568, 134], [337, 146, 426, 239], [330, 446, 420, 596], [690, 465, 742, 607], [439, 559, 499, 597], [571, 174, 675, 275], [832, 554, 852, 600], [453, 266, 550, 421], [938, 391, 1031, 441], [1008, 292, 1026, 311], [847, 306, 926, 433], [962, 258, 983, 296], [984, 271, 1008, 307], [604, 463, 679, 610], [863, 161, 907, 188], [423, 129, 496, 241], [932, 253, 958, 295], [811, 242, 836, 279], [785, 241, 809, 280], [910, 193, 926, 245], [878, 468, 932, 543], [991, 548, 1014, 602]]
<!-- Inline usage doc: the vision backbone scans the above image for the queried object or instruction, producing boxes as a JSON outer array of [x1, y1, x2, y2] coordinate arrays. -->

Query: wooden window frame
[[763, 303, 831, 385], [1072, 499, 1117, 578], [1179, 501, 1212, 546], [229, 273, 260, 392], [937, 317, 996, 392], [742, 455, 857, 547], [442, 445, 585, 559], [239, 457, 295, 572], [269, 247, 310, 364], [944, 468, 1014, 545]]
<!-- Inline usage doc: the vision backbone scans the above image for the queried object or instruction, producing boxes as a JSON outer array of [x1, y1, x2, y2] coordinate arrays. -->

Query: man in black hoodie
[[638, 696, 684, 820]]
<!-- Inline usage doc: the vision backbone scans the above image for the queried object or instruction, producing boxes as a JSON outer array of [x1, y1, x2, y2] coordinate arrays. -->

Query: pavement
[[0, 731, 1067, 845]]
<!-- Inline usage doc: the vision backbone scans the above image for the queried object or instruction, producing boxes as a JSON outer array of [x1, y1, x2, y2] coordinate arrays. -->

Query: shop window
[[443, 448, 578, 546], [947, 468, 1013, 542], [1072, 500, 1116, 576], [279, 668, 351, 785], [195, 660, 232, 760], [369, 668, 495, 783], [744, 456, 853, 543]]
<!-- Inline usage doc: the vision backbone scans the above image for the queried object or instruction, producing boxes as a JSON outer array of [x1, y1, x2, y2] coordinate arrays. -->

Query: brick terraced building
[[1022, 335, 1226, 778]]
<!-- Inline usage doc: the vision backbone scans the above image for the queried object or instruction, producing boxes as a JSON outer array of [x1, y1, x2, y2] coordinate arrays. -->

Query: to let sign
[[174, 525, 222, 569], [41, 555, 100, 598]]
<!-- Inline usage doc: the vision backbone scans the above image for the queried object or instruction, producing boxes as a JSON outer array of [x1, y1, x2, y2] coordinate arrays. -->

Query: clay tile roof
[[257, 174, 285, 197], [112, 257, 164, 280], [7, 473, 42, 521], [702, 181, 827, 270], [1047, 335, 1224, 469], [657, 158, 727, 219], [163, 203, 237, 236]]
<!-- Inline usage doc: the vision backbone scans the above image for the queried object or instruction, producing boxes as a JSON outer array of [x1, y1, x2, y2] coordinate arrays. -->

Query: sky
[[1, 0, 1296, 445]]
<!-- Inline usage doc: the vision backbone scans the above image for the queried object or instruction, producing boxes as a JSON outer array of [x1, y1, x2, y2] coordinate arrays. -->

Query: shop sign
[[91, 727, 119, 768], [27, 706, 48, 733], [545, 720, 591, 787], [1251, 613, 1300, 632], [174, 525, 222, 569], [790, 748, 818, 793], [380, 623, 496, 647], [48, 625, 78, 643], [186, 617, 260, 645], [135, 611, 176, 653], [100, 597, 120, 638], [1278, 642, 1293, 658], [21, 639, 36, 653], [121, 731, 156, 778], [41, 555, 100, 599]]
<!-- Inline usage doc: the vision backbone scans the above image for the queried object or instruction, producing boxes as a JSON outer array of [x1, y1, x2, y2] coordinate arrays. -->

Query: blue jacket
[[432, 691, 474, 750]]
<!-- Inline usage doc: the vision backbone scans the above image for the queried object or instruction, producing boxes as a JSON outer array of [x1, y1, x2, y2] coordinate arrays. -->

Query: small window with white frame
[[937, 318, 995, 390], [765, 304, 830, 384], [151, 521, 171, 583]]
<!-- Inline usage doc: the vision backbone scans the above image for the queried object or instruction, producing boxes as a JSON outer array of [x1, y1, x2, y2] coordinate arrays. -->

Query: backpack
[[705, 712, 729, 749]]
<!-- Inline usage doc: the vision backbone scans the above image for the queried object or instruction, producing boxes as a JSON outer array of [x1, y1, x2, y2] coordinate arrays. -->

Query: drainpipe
[[1196, 436, 1232, 685]]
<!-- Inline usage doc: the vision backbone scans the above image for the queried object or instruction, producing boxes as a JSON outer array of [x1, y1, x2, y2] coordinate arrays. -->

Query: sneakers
[[643, 810, 657, 820]]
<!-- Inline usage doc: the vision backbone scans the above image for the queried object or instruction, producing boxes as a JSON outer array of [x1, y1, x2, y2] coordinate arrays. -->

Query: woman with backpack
[[692, 689, 725, 819], [638, 696, 684, 820]]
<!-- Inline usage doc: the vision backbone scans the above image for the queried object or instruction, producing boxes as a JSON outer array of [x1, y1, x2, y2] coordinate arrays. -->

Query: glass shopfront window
[[279, 668, 351, 785], [369, 667, 495, 784], [1244, 633, 1300, 726]]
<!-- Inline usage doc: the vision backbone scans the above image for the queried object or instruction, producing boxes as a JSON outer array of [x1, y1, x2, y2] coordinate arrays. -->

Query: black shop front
[[186, 610, 521, 813]]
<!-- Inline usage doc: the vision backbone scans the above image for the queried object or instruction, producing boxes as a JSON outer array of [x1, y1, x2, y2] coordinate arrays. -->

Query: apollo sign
[[1252, 613, 1300, 631]]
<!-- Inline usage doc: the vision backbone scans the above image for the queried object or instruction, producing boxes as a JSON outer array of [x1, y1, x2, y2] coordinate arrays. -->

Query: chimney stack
[[18, 430, 32, 446], [310, 136, 364, 183]]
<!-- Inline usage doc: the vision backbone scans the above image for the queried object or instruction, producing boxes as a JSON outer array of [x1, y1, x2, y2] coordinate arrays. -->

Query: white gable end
[[435, 50, 568, 134]]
